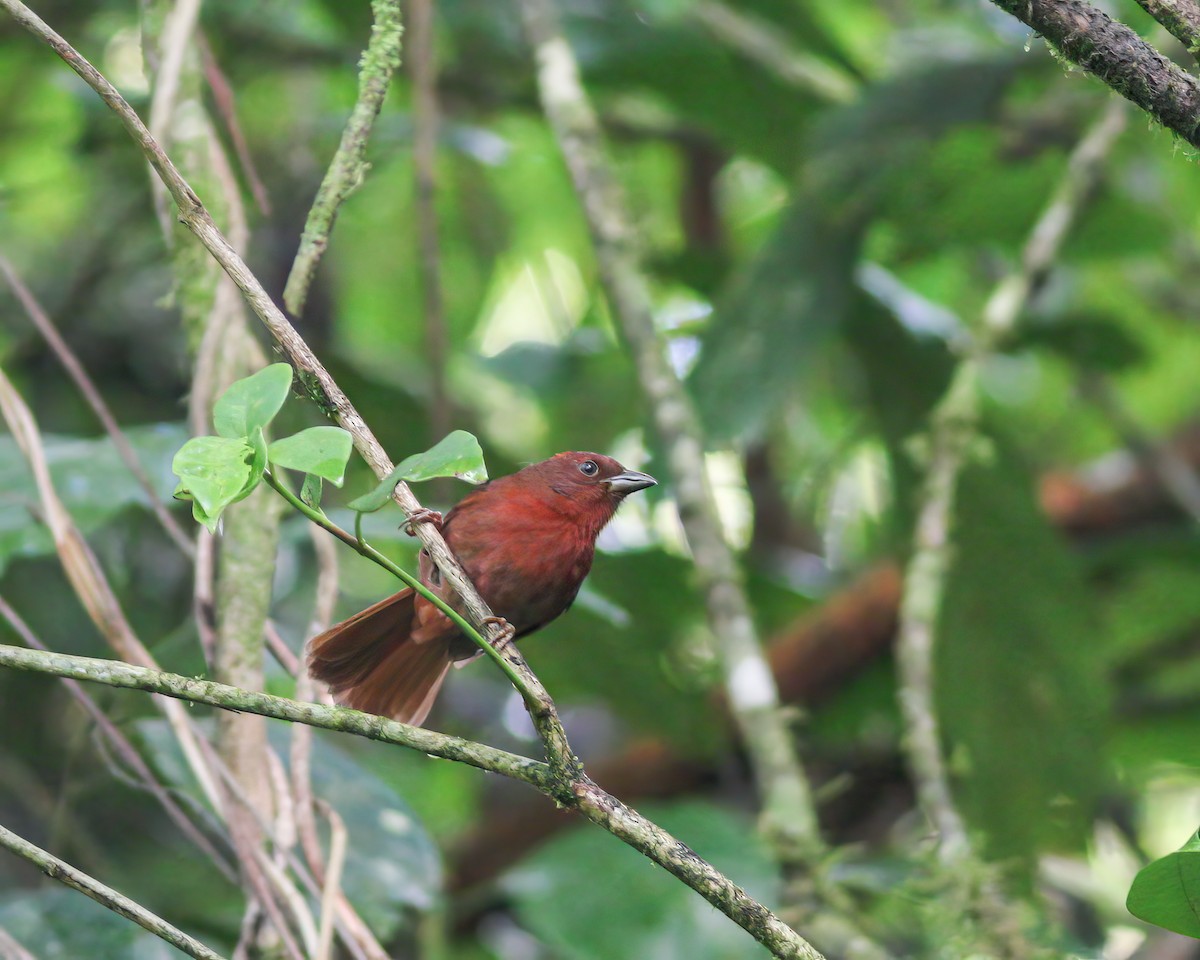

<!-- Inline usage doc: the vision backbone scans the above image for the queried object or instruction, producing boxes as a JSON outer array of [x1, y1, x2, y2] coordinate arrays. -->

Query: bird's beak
[[607, 470, 657, 495]]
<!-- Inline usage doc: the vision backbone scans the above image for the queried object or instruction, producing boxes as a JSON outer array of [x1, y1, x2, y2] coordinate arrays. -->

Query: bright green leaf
[[349, 431, 487, 513], [212, 363, 294, 439], [1128, 830, 1200, 937], [267, 426, 354, 486], [171, 435, 254, 523]]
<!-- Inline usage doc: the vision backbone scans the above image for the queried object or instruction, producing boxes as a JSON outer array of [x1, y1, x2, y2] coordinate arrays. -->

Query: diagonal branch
[[1132, 0, 1200, 56], [987, 0, 1200, 146], [0, 822, 226, 960]]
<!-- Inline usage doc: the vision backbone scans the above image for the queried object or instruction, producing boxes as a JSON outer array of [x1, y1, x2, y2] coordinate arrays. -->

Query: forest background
[[1, 0, 1200, 958]]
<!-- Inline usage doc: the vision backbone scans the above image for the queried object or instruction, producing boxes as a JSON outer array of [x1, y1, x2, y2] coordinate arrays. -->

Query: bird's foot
[[482, 616, 517, 653], [403, 508, 444, 537]]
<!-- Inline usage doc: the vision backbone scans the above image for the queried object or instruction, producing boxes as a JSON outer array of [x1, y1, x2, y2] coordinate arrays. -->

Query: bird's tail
[[307, 589, 453, 727]]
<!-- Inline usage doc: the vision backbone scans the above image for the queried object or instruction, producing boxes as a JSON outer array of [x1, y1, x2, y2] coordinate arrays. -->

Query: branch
[[0, 822, 226, 960], [894, 99, 1127, 863], [516, 0, 822, 862], [283, 0, 403, 315], [1132, 0, 1200, 56], [987, 0, 1200, 146], [0, 644, 827, 960]]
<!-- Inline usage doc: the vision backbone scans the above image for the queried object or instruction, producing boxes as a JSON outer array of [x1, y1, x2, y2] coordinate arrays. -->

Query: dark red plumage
[[307, 452, 655, 726]]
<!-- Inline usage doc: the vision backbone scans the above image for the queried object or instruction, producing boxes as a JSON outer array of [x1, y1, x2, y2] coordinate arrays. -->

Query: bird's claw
[[482, 616, 516, 653], [403, 508, 444, 537]]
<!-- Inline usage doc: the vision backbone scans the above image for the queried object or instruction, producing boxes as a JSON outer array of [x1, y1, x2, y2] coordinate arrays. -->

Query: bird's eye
[[579, 460, 599, 477]]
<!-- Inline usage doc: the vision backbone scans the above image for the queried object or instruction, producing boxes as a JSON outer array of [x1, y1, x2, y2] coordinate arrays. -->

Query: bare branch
[[0, 822, 226, 960]]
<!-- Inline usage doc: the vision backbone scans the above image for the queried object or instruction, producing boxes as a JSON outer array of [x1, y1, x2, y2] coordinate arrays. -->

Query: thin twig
[[283, 0, 404, 315], [197, 31, 272, 216], [516, 0, 822, 862], [314, 801, 348, 960], [0, 253, 195, 557], [893, 99, 1127, 863], [0, 822, 227, 960]]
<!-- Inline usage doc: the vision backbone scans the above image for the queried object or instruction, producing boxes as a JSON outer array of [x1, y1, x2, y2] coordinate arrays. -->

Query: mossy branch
[[988, 0, 1200, 145], [0, 643, 826, 960]]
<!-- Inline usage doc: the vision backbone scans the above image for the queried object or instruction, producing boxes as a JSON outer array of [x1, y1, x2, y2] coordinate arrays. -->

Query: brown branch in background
[[1132, 0, 1200, 56], [988, 0, 1200, 146], [283, 0, 404, 316], [1078, 374, 1200, 524], [516, 0, 822, 862], [0, 254, 195, 557], [410, 0, 453, 447], [0, 822, 227, 960], [197, 32, 271, 216]]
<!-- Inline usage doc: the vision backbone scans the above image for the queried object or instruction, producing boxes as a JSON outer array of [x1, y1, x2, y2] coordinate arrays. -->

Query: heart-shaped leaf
[[171, 435, 255, 529], [1128, 829, 1200, 937], [267, 426, 354, 485], [213, 363, 294, 439], [349, 431, 487, 513]]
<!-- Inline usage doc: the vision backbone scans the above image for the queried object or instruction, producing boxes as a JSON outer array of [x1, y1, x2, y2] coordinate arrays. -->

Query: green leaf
[[505, 801, 776, 960], [267, 426, 354, 486], [349, 431, 487, 513], [1128, 830, 1200, 937], [233, 426, 269, 504], [212, 363, 294, 439], [171, 435, 255, 524]]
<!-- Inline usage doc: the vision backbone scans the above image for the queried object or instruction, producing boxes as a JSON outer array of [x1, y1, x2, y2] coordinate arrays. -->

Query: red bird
[[308, 452, 656, 726]]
